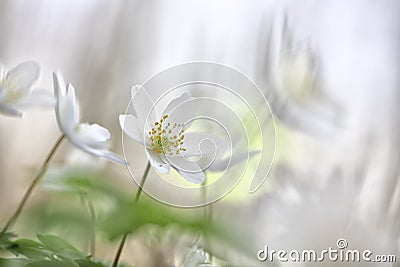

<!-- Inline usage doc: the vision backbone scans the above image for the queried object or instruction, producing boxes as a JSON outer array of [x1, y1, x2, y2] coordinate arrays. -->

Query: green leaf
[[36, 235, 83, 257], [74, 259, 107, 267], [25, 259, 76, 267], [0, 232, 17, 250], [0, 258, 27, 267], [14, 239, 43, 249], [4, 238, 49, 259]]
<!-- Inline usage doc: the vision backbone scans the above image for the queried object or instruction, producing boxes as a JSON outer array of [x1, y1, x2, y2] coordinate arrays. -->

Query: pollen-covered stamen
[[1, 79, 22, 102], [149, 114, 187, 155]]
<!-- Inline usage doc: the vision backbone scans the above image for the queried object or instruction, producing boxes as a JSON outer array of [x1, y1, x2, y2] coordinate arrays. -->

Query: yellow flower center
[[1, 78, 22, 102], [149, 114, 186, 155]]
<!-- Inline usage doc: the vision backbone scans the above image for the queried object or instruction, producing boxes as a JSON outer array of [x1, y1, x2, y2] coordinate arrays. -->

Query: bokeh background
[[0, 0, 399, 266]]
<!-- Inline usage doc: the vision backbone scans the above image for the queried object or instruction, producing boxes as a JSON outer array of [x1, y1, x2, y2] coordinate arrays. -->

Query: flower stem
[[0, 134, 65, 238], [80, 192, 96, 256], [86, 197, 96, 256], [111, 161, 151, 267], [201, 181, 213, 263]]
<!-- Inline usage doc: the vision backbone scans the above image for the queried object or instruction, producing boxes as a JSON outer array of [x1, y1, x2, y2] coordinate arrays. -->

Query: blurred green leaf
[[0, 232, 17, 252], [0, 233, 107, 267], [74, 259, 107, 267], [43, 169, 126, 201], [0, 258, 27, 267], [36, 235, 82, 256], [26, 259, 77, 267]]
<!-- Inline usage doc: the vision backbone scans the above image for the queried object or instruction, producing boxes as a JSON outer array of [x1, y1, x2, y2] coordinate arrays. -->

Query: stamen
[[148, 114, 186, 155]]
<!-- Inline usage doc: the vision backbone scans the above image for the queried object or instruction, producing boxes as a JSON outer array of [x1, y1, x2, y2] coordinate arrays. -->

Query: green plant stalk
[[201, 180, 213, 263], [80, 192, 97, 256], [0, 134, 65, 238], [111, 161, 151, 267], [86, 197, 96, 256]]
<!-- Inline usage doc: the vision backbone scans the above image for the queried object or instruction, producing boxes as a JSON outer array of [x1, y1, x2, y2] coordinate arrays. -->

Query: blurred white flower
[[0, 61, 54, 117], [120, 86, 222, 184], [268, 15, 342, 136], [207, 135, 260, 172], [249, 164, 397, 267], [182, 246, 219, 267], [53, 71, 125, 164]]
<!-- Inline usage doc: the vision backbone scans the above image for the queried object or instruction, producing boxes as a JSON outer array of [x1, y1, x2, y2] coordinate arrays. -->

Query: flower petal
[[130, 85, 157, 127], [0, 87, 5, 101], [16, 89, 55, 107], [53, 72, 80, 134], [74, 143, 126, 165], [208, 150, 260, 172], [146, 149, 170, 174], [165, 155, 206, 184], [72, 123, 111, 149], [0, 104, 23, 117], [53, 71, 67, 98], [177, 168, 206, 184], [57, 84, 80, 134], [163, 92, 195, 125], [0, 64, 4, 82], [181, 132, 223, 157], [119, 114, 144, 144], [6, 61, 39, 93]]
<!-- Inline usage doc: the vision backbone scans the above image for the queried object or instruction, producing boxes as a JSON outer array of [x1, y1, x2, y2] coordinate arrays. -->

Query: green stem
[[87, 197, 96, 256], [201, 181, 213, 263], [0, 134, 65, 238], [80, 192, 96, 256], [111, 161, 151, 267], [208, 204, 213, 263]]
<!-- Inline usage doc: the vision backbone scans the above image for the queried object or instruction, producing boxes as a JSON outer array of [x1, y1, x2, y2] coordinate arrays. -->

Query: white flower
[[53, 71, 125, 164], [0, 61, 54, 117], [268, 16, 342, 136], [120, 86, 222, 184], [249, 165, 397, 267], [182, 246, 219, 267], [206, 135, 260, 173]]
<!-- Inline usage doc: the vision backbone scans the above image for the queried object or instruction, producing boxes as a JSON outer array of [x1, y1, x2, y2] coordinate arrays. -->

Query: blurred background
[[0, 0, 399, 266]]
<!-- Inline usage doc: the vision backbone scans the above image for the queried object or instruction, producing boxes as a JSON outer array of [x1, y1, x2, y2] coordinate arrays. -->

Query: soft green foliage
[[0, 233, 106, 267], [1, 168, 256, 266]]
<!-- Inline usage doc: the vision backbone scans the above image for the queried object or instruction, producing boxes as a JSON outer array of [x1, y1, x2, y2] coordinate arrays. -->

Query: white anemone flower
[[53, 71, 125, 164], [120, 86, 222, 184], [182, 246, 219, 267], [267, 15, 342, 136], [0, 61, 54, 117]]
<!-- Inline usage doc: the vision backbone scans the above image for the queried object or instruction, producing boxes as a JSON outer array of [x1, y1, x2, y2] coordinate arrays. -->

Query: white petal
[[53, 71, 67, 98], [74, 143, 126, 165], [57, 84, 80, 134], [0, 87, 5, 101], [146, 149, 170, 174], [119, 114, 144, 144], [130, 85, 157, 126], [72, 123, 111, 149], [208, 150, 260, 172], [163, 92, 195, 125], [16, 89, 55, 107], [0, 64, 4, 83], [0, 104, 23, 117], [53, 71, 80, 134], [6, 61, 39, 93], [177, 168, 206, 184], [166, 155, 206, 184], [181, 132, 223, 157], [0, 64, 4, 76]]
